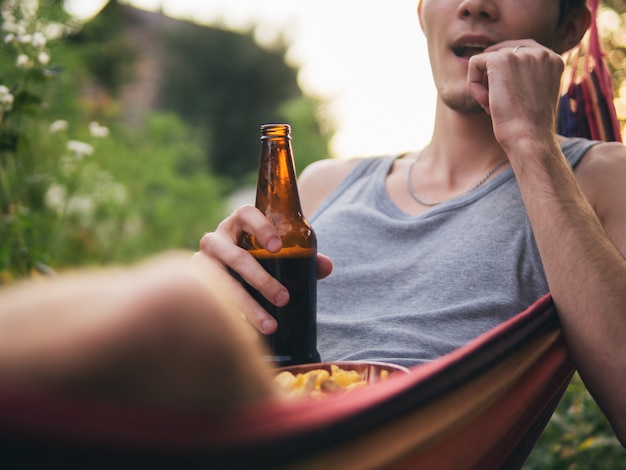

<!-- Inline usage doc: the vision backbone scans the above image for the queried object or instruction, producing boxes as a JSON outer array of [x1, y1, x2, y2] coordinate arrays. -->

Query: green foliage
[[24, 112, 228, 268], [0, 0, 233, 280], [601, 0, 626, 137], [1, 0, 330, 280], [526, 374, 626, 468], [65, 0, 136, 94], [69, 0, 333, 184], [0, 0, 77, 279], [88, 113, 229, 262]]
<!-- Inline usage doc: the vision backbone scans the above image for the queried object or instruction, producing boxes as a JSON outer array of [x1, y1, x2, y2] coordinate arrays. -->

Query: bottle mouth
[[261, 123, 291, 139]]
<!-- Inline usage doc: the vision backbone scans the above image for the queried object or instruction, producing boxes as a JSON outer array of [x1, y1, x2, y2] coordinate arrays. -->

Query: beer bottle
[[240, 123, 320, 366]]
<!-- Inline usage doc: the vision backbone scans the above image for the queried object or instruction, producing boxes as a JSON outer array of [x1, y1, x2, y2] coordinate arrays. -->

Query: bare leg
[[0, 252, 279, 410]]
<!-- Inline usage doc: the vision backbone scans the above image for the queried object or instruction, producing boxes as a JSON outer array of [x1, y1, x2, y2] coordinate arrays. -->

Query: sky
[[64, 0, 438, 159]]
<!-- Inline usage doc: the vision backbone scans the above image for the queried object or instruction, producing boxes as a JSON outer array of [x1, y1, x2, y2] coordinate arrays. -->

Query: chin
[[442, 94, 485, 114]]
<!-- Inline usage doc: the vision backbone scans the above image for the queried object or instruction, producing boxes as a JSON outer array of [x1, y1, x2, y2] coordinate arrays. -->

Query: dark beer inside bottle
[[240, 123, 319, 367], [243, 250, 319, 367]]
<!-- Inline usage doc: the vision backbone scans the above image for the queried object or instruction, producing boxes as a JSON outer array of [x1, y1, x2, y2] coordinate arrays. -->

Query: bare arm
[[513, 141, 626, 446], [470, 40, 626, 444]]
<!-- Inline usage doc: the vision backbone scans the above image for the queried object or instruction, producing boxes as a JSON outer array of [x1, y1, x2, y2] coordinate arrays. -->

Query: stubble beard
[[439, 86, 486, 115]]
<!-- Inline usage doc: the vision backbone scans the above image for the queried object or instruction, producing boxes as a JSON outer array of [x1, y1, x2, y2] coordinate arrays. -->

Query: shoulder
[[574, 141, 626, 198], [574, 140, 626, 225], [298, 157, 366, 217]]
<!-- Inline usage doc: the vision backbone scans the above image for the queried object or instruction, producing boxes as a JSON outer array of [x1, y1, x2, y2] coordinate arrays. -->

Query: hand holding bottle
[[194, 128, 332, 345], [238, 124, 322, 365]]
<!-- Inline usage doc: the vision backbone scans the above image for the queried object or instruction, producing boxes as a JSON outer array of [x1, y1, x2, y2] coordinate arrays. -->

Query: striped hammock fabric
[[0, 294, 573, 469]]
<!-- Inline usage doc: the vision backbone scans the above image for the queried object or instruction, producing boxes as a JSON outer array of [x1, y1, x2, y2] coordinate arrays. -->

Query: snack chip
[[274, 364, 389, 399]]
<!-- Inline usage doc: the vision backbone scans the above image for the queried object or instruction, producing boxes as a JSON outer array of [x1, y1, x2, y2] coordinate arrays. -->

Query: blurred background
[[0, 0, 625, 466]]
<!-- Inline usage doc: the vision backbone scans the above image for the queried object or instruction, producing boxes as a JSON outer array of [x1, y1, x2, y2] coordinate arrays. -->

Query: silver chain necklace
[[406, 153, 509, 207]]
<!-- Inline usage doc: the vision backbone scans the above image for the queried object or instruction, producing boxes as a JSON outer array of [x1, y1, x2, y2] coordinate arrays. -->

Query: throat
[[405, 153, 509, 207]]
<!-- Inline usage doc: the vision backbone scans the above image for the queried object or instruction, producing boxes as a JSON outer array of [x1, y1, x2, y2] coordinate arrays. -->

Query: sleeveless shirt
[[310, 138, 598, 367]]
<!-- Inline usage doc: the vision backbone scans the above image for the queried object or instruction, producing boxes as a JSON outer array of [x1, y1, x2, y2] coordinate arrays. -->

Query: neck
[[426, 100, 507, 170], [385, 100, 511, 216]]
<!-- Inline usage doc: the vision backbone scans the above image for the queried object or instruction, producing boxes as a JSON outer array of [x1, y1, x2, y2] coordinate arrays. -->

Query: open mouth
[[452, 45, 487, 58]]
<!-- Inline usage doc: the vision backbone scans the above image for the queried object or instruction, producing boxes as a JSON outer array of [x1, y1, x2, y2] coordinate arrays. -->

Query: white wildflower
[[18, 0, 38, 19], [91, 172, 128, 206], [4, 33, 15, 43], [31, 32, 46, 48], [16, 53, 30, 68], [17, 33, 32, 44], [0, 85, 14, 111], [67, 140, 94, 159], [2, 12, 26, 35], [1, 20, 20, 34], [88, 121, 109, 138], [43, 23, 65, 41], [1, 10, 16, 23], [49, 119, 68, 133], [66, 196, 95, 222], [1, 95, 14, 110], [44, 184, 66, 212], [37, 51, 50, 65]]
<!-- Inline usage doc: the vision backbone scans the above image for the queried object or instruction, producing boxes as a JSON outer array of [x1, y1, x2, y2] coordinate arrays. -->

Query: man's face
[[418, 0, 563, 114]]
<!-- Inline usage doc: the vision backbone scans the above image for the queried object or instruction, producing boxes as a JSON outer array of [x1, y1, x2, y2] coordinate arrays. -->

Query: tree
[[71, 0, 332, 183], [158, 22, 326, 181]]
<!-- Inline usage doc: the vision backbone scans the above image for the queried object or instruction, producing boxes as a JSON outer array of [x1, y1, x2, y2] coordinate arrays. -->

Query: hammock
[[0, 293, 573, 469], [557, 0, 622, 142]]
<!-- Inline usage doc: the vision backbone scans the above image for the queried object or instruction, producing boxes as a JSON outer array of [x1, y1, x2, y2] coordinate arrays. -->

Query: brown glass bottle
[[240, 124, 320, 367]]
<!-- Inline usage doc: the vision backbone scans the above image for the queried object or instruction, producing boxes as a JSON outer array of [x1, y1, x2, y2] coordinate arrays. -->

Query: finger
[[219, 205, 282, 252], [218, 272, 280, 335], [467, 55, 491, 114], [467, 40, 534, 115], [316, 254, 333, 280], [191, 251, 279, 334], [197, 233, 289, 308], [197, 205, 290, 317], [483, 39, 536, 54]]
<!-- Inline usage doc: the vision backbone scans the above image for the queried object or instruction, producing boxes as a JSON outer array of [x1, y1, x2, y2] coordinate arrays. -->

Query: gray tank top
[[310, 138, 598, 367]]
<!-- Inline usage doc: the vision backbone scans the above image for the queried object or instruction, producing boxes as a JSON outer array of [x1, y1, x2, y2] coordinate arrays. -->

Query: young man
[[0, 0, 624, 450], [199, 0, 626, 445]]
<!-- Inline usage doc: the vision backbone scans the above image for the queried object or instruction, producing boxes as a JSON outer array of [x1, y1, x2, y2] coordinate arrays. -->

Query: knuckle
[[238, 203, 257, 213], [232, 204, 257, 222], [215, 213, 235, 231], [199, 231, 217, 252], [225, 246, 251, 268]]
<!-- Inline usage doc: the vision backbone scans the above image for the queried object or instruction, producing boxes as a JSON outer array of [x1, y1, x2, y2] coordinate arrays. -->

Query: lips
[[452, 44, 487, 58], [451, 36, 495, 59]]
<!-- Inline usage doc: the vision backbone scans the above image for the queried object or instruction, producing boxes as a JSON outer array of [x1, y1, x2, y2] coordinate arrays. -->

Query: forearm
[[509, 137, 626, 443]]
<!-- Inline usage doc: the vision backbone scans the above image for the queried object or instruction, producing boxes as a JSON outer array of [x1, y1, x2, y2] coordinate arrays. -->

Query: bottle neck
[[255, 134, 303, 218]]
